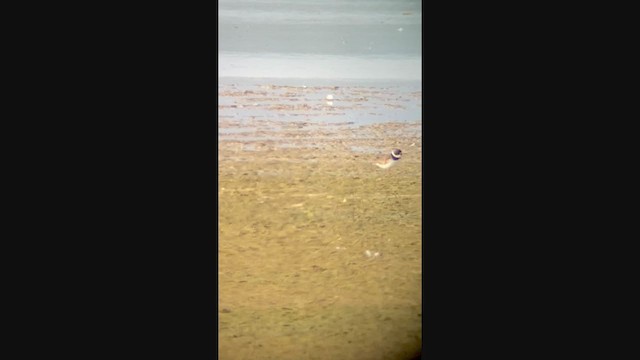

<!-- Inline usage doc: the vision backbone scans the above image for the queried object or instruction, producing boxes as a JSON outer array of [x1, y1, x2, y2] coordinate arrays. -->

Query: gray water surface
[[218, 0, 422, 81]]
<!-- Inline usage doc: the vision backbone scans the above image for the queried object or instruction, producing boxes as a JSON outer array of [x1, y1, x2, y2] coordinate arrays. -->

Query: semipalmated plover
[[374, 148, 402, 169]]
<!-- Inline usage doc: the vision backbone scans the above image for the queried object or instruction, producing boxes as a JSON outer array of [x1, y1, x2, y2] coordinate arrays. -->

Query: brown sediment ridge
[[218, 82, 422, 360]]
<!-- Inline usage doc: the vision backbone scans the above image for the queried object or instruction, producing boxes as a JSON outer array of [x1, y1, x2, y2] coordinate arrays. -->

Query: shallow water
[[218, 0, 422, 81], [218, 80, 422, 143], [218, 53, 421, 81]]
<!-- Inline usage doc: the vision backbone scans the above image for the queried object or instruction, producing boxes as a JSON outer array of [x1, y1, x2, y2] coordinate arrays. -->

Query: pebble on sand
[[365, 250, 381, 258]]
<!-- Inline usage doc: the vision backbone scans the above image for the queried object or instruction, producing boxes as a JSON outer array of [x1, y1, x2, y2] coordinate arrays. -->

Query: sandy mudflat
[[219, 80, 422, 360]]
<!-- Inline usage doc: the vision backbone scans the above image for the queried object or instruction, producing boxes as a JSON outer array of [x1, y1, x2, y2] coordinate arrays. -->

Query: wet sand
[[219, 80, 422, 360]]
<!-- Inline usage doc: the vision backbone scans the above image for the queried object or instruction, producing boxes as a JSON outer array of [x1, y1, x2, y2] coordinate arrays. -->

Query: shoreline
[[218, 75, 422, 87]]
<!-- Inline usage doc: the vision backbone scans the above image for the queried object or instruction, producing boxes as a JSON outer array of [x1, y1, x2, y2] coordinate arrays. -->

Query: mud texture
[[219, 81, 422, 360]]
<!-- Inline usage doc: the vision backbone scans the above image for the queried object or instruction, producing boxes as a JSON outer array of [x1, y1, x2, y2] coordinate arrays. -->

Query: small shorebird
[[374, 148, 402, 169]]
